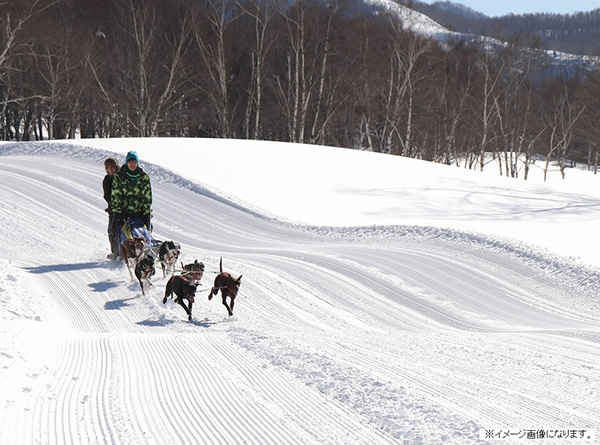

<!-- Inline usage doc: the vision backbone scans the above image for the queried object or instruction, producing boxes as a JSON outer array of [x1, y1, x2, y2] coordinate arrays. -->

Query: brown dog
[[120, 236, 146, 280], [209, 258, 242, 317]]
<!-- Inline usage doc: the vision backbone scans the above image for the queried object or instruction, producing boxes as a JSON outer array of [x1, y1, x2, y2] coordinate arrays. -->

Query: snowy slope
[[0, 140, 598, 445]]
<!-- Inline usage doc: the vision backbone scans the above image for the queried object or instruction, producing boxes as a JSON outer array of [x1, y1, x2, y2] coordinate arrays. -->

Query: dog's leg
[[177, 298, 192, 321], [222, 294, 233, 317], [143, 277, 152, 295], [126, 259, 134, 280], [163, 278, 173, 304]]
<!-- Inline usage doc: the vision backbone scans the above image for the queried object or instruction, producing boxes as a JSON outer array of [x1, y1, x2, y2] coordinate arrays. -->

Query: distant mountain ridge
[[425, 0, 486, 20], [365, 0, 600, 76], [406, 0, 600, 56]]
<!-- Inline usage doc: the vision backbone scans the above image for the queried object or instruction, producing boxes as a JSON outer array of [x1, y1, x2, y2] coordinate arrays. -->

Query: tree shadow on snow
[[104, 295, 140, 310], [136, 316, 219, 328], [22, 261, 121, 274], [89, 280, 120, 292]]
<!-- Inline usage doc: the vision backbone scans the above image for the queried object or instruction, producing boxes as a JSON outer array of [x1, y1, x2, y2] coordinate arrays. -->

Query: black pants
[[108, 213, 121, 255]]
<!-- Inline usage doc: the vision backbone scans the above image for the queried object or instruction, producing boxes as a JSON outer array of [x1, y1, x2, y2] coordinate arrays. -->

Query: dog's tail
[[163, 277, 174, 304], [208, 258, 223, 301]]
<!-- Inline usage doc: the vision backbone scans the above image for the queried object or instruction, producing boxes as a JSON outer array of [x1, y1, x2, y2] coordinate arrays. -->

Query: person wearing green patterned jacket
[[111, 151, 153, 230]]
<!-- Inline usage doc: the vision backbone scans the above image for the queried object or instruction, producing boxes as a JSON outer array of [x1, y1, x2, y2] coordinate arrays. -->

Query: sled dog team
[[125, 235, 242, 322], [103, 153, 242, 321]]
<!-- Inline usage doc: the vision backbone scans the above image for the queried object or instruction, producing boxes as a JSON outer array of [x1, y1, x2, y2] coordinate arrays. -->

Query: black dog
[[181, 259, 205, 284], [163, 275, 197, 321], [209, 258, 242, 317], [135, 254, 155, 296], [158, 240, 181, 277]]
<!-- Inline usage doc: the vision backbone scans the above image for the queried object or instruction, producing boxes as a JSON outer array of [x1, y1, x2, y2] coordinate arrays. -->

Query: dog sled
[[120, 216, 161, 252]]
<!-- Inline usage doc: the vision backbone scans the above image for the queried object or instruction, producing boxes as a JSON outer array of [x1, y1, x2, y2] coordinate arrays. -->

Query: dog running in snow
[[158, 240, 181, 277], [135, 254, 155, 296], [181, 259, 205, 284], [163, 275, 197, 321], [120, 236, 146, 280], [209, 258, 242, 317]]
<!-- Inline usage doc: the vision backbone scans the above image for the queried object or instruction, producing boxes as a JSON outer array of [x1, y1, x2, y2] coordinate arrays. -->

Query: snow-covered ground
[[0, 139, 598, 445]]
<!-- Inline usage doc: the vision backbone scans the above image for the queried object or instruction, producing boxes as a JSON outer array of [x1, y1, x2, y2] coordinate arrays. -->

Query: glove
[[141, 213, 151, 229]]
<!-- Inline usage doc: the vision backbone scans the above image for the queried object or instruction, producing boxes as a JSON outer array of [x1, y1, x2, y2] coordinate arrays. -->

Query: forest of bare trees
[[2, 0, 600, 179]]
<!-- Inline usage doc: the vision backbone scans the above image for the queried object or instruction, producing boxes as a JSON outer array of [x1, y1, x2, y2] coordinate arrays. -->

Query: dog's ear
[[237, 275, 242, 283]]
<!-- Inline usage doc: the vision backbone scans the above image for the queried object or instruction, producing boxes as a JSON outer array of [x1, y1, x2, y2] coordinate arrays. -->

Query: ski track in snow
[[0, 143, 599, 445]]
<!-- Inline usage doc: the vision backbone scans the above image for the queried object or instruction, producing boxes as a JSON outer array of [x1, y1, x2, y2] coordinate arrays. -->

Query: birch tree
[[474, 52, 502, 171], [273, 3, 310, 143], [378, 15, 430, 155], [0, 0, 63, 139], [87, 0, 192, 137], [272, 2, 342, 144], [542, 81, 585, 180], [433, 46, 476, 164], [238, 0, 276, 140], [192, 0, 237, 138]]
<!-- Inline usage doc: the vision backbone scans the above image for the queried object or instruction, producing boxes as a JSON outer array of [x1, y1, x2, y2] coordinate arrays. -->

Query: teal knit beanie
[[126, 151, 139, 163]]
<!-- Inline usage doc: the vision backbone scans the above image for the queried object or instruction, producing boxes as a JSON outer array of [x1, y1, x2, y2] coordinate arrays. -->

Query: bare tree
[[32, 16, 90, 140], [0, 0, 63, 139], [271, 2, 345, 144], [273, 3, 311, 143], [238, 0, 276, 140], [474, 52, 502, 171], [431, 45, 476, 165], [342, 17, 382, 151], [192, 0, 238, 138], [542, 81, 585, 180], [376, 14, 431, 155], [86, 0, 192, 137], [487, 49, 545, 179], [576, 72, 600, 174]]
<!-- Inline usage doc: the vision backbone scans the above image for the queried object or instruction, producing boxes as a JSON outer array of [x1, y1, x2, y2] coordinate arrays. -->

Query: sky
[[420, 0, 599, 17], [0, 139, 599, 444]]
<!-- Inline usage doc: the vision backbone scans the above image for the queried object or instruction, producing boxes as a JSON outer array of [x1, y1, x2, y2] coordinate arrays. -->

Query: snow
[[0, 138, 598, 445]]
